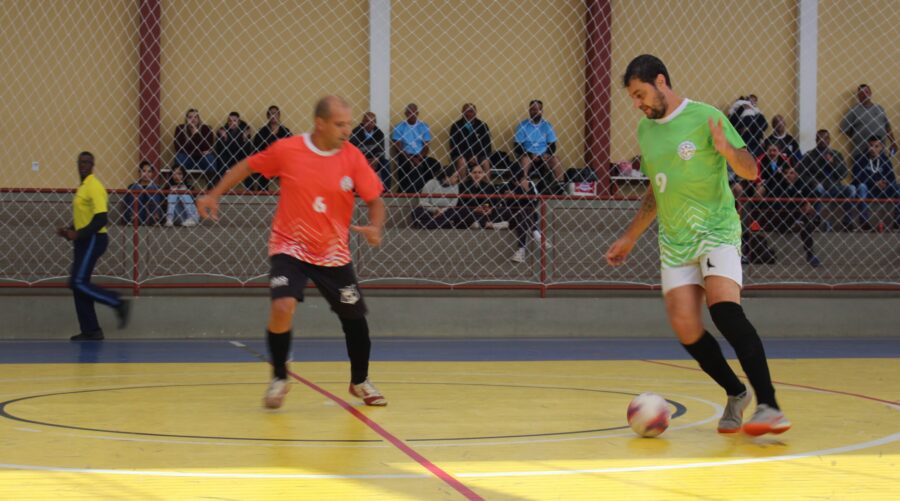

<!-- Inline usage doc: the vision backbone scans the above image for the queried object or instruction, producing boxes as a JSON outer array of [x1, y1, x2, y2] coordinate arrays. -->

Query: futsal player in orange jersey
[[197, 96, 388, 408]]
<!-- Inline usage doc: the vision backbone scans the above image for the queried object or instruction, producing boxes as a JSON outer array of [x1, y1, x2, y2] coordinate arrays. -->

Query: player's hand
[[708, 118, 731, 156], [350, 225, 383, 247], [605, 235, 636, 266], [196, 195, 220, 221], [56, 226, 76, 240]]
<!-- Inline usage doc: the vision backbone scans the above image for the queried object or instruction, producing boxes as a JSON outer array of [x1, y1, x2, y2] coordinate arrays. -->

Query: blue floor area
[[0, 338, 898, 364]]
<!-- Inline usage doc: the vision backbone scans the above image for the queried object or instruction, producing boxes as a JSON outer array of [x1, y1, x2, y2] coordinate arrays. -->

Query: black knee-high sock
[[709, 302, 778, 409], [267, 329, 291, 380], [340, 317, 371, 385], [682, 331, 747, 396]]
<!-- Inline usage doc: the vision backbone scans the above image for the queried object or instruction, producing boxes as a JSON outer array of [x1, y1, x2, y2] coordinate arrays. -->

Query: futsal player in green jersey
[[606, 55, 790, 436]]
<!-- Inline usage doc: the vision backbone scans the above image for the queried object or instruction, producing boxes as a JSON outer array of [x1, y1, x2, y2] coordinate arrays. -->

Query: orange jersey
[[247, 134, 383, 266]]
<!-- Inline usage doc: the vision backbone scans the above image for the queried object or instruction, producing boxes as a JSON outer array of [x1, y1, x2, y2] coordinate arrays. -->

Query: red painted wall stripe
[[138, 0, 162, 170], [585, 0, 612, 194]]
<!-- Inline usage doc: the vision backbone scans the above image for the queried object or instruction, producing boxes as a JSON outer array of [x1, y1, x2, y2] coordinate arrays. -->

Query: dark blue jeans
[[69, 234, 122, 334]]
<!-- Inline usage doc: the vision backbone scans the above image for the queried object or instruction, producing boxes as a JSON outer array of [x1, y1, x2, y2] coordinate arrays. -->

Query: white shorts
[[660, 245, 743, 296]]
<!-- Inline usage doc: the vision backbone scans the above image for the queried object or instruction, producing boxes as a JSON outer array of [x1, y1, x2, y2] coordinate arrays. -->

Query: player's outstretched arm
[[606, 188, 656, 266], [196, 160, 253, 221], [708, 117, 757, 181], [350, 197, 386, 247]]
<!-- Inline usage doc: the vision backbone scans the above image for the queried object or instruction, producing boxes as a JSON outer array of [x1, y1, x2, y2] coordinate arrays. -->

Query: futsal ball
[[626, 392, 671, 438]]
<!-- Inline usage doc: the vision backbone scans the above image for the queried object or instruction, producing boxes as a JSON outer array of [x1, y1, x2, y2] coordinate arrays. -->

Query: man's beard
[[645, 91, 667, 119]]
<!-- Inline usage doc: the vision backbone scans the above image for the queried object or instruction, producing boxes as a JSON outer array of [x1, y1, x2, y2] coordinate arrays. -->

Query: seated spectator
[[760, 165, 820, 267], [765, 115, 800, 162], [458, 164, 502, 229], [392, 103, 438, 193], [798, 129, 857, 230], [503, 172, 547, 264], [411, 167, 462, 229], [756, 143, 792, 182], [853, 137, 900, 230], [350, 111, 391, 189], [728, 95, 767, 157], [165, 165, 199, 227], [742, 143, 789, 199], [214, 111, 252, 185], [514, 100, 564, 188], [174, 108, 216, 182], [248, 105, 292, 190], [450, 103, 492, 178], [121, 160, 163, 225]]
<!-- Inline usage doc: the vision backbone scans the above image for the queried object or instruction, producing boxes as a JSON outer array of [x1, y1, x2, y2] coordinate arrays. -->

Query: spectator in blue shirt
[[392, 103, 436, 193], [853, 136, 899, 230], [514, 100, 564, 185]]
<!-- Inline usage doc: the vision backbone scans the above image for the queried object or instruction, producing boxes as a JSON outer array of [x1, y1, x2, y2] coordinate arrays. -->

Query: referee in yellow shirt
[[56, 152, 130, 340]]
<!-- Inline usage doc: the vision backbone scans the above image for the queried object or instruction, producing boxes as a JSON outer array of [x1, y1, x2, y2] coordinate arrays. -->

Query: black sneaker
[[70, 330, 104, 341], [116, 298, 131, 329]]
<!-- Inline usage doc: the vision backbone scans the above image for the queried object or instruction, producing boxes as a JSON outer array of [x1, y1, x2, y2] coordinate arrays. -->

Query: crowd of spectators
[[120, 86, 895, 270], [730, 84, 897, 267]]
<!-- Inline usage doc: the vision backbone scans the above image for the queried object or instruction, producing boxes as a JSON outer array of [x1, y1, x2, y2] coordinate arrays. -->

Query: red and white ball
[[626, 392, 671, 437]]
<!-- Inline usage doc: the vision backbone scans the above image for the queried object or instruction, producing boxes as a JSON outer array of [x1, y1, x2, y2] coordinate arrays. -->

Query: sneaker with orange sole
[[743, 404, 791, 436]]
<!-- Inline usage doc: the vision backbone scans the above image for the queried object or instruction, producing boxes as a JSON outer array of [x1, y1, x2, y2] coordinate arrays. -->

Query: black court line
[[0, 381, 686, 442]]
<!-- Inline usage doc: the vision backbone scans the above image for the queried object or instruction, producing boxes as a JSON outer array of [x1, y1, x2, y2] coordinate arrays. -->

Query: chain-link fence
[[1, 1, 898, 289]]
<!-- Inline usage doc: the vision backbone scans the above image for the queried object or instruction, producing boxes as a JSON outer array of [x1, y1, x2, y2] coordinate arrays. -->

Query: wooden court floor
[[0, 339, 897, 500]]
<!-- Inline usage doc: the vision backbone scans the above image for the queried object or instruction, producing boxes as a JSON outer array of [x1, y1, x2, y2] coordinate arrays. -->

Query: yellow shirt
[[73, 174, 108, 233]]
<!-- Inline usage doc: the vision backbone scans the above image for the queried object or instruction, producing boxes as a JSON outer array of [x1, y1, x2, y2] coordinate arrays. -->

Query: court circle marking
[[0, 378, 896, 479], [0, 381, 688, 443]]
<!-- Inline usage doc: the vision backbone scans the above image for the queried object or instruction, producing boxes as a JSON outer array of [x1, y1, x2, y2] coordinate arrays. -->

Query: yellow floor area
[[0, 360, 897, 500]]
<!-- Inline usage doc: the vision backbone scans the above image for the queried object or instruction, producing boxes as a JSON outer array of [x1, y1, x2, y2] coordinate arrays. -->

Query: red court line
[[642, 359, 899, 406], [287, 369, 484, 501]]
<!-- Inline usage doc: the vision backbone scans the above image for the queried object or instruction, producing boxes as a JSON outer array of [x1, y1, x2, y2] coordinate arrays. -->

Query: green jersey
[[636, 99, 745, 267]]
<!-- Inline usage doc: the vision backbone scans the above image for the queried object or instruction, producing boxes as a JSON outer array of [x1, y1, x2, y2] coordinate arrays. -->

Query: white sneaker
[[717, 389, 753, 433], [491, 221, 509, 230], [511, 247, 526, 263], [532, 230, 552, 249], [263, 378, 290, 409], [182, 219, 197, 227], [349, 379, 387, 406], [743, 404, 791, 436], [164, 218, 174, 227]]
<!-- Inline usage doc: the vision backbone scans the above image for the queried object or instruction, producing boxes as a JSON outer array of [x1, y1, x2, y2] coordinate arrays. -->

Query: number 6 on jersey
[[313, 196, 327, 213]]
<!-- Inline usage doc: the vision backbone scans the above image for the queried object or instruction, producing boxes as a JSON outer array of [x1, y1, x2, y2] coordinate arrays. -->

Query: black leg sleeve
[[709, 302, 779, 409], [340, 317, 371, 385], [267, 329, 292, 380], [681, 331, 747, 396]]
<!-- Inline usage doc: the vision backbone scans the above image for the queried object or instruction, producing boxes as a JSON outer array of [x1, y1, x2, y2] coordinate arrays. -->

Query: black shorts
[[269, 254, 367, 319]]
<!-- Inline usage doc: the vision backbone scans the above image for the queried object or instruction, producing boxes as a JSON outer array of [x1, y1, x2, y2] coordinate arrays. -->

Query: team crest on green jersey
[[677, 141, 696, 160]]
